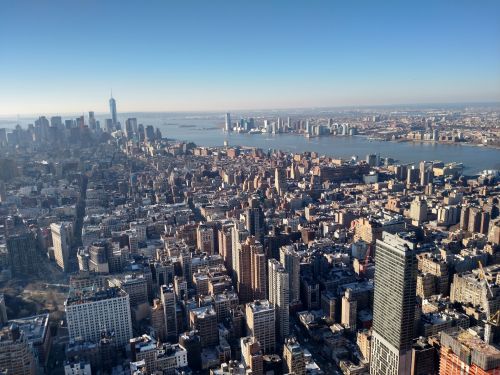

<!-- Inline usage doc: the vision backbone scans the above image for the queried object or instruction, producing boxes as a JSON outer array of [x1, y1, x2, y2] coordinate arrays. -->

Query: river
[[1, 112, 499, 174]]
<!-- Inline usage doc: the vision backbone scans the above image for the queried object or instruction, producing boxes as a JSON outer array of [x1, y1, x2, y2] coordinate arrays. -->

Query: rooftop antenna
[[111, 89, 113, 99]]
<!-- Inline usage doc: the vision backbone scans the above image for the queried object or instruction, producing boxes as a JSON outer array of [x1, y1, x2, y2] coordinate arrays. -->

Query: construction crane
[[478, 261, 494, 298], [360, 245, 372, 275], [478, 261, 499, 344], [488, 310, 500, 326]]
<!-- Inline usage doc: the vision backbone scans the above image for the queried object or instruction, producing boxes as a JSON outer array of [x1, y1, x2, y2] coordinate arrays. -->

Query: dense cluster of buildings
[[0, 98, 499, 374], [222, 109, 500, 147]]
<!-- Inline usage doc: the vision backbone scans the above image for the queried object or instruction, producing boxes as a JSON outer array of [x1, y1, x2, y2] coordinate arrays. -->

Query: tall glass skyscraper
[[109, 94, 117, 126], [370, 232, 418, 375]]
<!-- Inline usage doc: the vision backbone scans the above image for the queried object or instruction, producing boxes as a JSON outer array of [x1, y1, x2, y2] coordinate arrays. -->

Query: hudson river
[[136, 113, 500, 174], [2, 112, 499, 174]]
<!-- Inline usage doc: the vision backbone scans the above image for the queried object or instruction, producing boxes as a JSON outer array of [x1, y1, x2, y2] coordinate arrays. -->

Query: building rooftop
[[7, 313, 49, 344], [156, 343, 187, 359], [190, 305, 216, 319], [284, 337, 303, 353], [247, 299, 273, 313], [66, 286, 127, 306], [130, 334, 156, 353], [441, 329, 500, 370]]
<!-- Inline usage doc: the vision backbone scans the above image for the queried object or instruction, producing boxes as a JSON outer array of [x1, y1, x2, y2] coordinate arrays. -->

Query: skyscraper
[[88, 111, 96, 129], [160, 284, 177, 342], [50, 116, 63, 129], [218, 223, 234, 273], [268, 259, 290, 343], [109, 93, 117, 126], [125, 118, 137, 139], [232, 223, 249, 282], [245, 197, 265, 242], [245, 300, 276, 354], [370, 232, 418, 375], [50, 222, 73, 272], [225, 113, 231, 132], [280, 245, 301, 304], [274, 167, 287, 196], [419, 161, 433, 186], [105, 119, 114, 133], [7, 231, 38, 275], [236, 236, 265, 304], [251, 242, 267, 301]]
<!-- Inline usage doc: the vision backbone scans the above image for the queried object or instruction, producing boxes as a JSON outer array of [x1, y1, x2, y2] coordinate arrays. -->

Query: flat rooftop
[[66, 286, 126, 306], [7, 313, 49, 344]]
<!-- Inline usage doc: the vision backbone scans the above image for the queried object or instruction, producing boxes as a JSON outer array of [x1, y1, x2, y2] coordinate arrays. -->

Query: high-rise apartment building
[[370, 232, 418, 374], [459, 206, 470, 230], [231, 224, 249, 281], [251, 242, 267, 301], [468, 207, 482, 233], [218, 223, 234, 273], [245, 300, 276, 354], [236, 236, 254, 304], [268, 259, 290, 343], [245, 197, 265, 242], [65, 287, 133, 347], [406, 167, 419, 185], [51, 222, 73, 272], [419, 161, 433, 186], [236, 236, 266, 304], [280, 245, 301, 304], [160, 284, 177, 342]]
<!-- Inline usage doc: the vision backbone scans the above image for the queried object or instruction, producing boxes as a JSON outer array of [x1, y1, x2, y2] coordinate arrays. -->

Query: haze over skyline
[[1, 0, 499, 115]]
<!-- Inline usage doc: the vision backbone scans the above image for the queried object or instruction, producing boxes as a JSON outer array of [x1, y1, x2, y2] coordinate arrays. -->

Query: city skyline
[[1, 2, 499, 375], [1, 0, 500, 115]]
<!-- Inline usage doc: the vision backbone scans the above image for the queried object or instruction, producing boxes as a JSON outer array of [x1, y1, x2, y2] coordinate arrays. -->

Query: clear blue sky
[[1, 0, 499, 115]]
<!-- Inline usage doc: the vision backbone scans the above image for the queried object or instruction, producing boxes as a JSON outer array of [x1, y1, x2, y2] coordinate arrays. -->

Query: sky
[[0, 0, 499, 115]]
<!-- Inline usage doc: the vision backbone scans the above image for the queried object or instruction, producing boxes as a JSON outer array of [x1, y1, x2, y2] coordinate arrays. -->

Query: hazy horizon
[[1, 100, 500, 119]]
